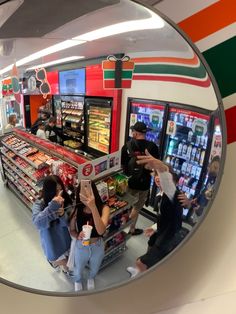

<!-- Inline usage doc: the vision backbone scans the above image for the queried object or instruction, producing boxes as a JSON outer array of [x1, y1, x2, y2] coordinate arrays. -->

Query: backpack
[[126, 140, 151, 190]]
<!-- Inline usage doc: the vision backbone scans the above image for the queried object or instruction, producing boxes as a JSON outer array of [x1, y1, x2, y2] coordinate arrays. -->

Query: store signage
[[2, 77, 13, 96], [166, 120, 176, 136], [102, 55, 135, 89], [11, 64, 21, 104], [77, 151, 121, 180], [35, 68, 51, 99]]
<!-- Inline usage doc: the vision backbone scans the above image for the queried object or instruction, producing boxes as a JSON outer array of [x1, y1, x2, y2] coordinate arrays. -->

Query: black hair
[[41, 175, 72, 208], [163, 162, 179, 184], [72, 181, 103, 222]]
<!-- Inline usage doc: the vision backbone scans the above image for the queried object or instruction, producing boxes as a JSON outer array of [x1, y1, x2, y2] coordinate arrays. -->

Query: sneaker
[[87, 278, 95, 290], [74, 282, 83, 292], [129, 228, 143, 236], [126, 266, 139, 278]]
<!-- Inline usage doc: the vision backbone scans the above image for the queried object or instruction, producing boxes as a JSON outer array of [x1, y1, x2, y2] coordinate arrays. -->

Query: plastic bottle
[[177, 141, 183, 156], [168, 139, 175, 155], [186, 144, 192, 160], [174, 158, 179, 171], [200, 150, 205, 166], [182, 143, 188, 157], [187, 130, 193, 142]]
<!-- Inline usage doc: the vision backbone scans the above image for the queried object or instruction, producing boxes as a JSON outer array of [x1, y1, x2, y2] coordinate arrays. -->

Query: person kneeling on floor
[[127, 151, 185, 278]]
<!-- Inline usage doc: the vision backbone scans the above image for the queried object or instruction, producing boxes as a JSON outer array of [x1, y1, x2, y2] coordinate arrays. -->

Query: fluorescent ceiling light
[[0, 8, 164, 76], [26, 56, 85, 71], [73, 9, 164, 41], [0, 0, 24, 29], [0, 39, 85, 75]]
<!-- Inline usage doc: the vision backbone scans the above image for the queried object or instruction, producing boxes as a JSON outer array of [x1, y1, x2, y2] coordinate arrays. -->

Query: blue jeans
[[73, 238, 104, 283]]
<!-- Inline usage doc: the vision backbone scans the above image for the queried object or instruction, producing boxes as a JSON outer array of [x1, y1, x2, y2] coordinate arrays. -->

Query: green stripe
[[203, 36, 236, 98], [133, 63, 207, 79], [104, 70, 133, 79]]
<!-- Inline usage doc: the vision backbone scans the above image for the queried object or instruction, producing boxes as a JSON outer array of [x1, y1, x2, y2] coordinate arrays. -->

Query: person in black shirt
[[126, 154, 184, 277], [45, 116, 61, 143], [121, 122, 160, 235]]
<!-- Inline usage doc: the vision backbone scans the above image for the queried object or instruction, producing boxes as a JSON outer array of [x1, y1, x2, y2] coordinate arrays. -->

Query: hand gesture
[[80, 187, 96, 211], [144, 228, 155, 237], [57, 207, 65, 217], [178, 193, 191, 208], [53, 190, 64, 207], [137, 150, 168, 173]]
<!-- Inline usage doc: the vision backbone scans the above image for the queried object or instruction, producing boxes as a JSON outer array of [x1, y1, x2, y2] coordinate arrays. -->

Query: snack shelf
[[103, 219, 133, 242], [5, 172, 35, 205], [100, 242, 127, 269], [7, 181, 32, 210], [2, 159, 40, 193], [1, 149, 37, 182], [104, 238, 127, 256], [2, 141, 43, 169]]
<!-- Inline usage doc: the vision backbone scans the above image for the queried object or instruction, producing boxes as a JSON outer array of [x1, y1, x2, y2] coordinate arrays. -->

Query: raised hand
[[137, 149, 168, 173], [53, 190, 64, 207]]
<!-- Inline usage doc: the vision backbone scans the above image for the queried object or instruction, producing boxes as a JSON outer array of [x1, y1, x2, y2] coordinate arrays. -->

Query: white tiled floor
[[0, 176, 151, 293]]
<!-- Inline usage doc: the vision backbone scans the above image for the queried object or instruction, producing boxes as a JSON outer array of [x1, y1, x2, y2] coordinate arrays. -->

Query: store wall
[[1, 1, 236, 313]]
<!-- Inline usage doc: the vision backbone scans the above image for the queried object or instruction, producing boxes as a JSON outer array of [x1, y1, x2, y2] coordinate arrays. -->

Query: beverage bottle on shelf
[[179, 113, 184, 125], [204, 135, 208, 147], [184, 115, 189, 126], [195, 148, 201, 163], [200, 150, 205, 166], [195, 167, 201, 180], [191, 146, 197, 162], [200, 135, 205, 146], [170, 157, 175, 168], [178, 176, 185, 187], [186, 163, 192, 176], [186, 144, 192, 160], [190, 165, 196, 178], [177, 141, 183, 156], [181, 161, 187, 174], [187, 130, 193, 142], [182, 143, 188, 157], [168, 139, 175, 155], [174, 158, 179, 171], [196, 135, 201, 145], [165, 156, 171, 164], [174, 113, 179, 123]]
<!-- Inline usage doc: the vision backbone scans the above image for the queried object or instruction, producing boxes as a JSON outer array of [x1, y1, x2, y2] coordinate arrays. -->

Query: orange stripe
[[178, 0, 236, 42], [131, 53, 199, 65], [102, 61, 134, 69]]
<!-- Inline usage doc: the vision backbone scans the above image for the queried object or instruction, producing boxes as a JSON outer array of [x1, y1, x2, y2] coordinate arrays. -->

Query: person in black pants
[[121, 122, 159, 235], [127, 153, 184, 277]]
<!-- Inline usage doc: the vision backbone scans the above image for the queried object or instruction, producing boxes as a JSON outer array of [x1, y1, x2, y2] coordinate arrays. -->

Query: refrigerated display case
[[126, 98, 166, 148], [163, 106, 212, 200], [84, 98, 112, 156], [53, 96, 85, 151]]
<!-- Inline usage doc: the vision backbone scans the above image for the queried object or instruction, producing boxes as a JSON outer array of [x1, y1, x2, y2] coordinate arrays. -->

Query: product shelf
[[7, 181, 32, 210], [103, 219, 133, 242], [1, 149, 38, 182], [2, 142, 43, 169], [104, 238, 127, 256], [100, 243, 127, 270], [2, 160, 40, 193]]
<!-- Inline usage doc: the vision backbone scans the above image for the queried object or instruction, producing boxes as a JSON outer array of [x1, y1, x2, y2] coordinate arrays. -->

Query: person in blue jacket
[[32, 175, 72, 272]]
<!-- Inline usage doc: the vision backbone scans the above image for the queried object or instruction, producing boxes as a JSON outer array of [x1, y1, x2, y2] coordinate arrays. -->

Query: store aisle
[[0, 177, 151, 293]]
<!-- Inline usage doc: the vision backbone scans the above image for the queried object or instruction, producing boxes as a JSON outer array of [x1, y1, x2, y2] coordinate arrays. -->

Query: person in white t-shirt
[[36, 121, 46, 140]]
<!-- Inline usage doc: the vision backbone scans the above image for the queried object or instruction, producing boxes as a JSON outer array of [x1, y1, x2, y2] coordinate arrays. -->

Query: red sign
[[82, 164, 93, 176], [47, 71, 59, 95]]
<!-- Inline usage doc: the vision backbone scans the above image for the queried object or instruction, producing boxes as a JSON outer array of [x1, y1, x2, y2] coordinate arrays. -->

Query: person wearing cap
[[121, 121, 160, 235]]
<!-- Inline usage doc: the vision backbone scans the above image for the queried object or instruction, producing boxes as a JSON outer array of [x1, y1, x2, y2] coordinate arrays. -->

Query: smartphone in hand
[[80, 179, 93, 196]]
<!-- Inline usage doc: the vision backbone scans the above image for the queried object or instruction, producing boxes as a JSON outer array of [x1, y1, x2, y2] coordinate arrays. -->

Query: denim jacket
[[32, 199, 71, 261]]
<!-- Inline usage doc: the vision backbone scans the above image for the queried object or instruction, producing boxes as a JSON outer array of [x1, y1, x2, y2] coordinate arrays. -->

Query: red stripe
[[133, 75, 211, 87], [225, 106, 236, 144]]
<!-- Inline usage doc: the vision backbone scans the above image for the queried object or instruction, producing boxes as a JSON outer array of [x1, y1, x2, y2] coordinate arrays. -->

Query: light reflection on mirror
[[0, 0, 224, 294]]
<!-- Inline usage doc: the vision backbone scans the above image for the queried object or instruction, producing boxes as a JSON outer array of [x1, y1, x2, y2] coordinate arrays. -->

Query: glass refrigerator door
[[163, 107, 210, 199], [88, 105, 111, 154], [53, 96, 62, 129], [129, 101, 165, 147]]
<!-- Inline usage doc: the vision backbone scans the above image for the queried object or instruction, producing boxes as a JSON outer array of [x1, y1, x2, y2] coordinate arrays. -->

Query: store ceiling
[[0, 0, 188, 76]]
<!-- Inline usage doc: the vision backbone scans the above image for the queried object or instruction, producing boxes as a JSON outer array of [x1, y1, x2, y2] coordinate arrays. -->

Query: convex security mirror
[[0, 0, 225, 295]]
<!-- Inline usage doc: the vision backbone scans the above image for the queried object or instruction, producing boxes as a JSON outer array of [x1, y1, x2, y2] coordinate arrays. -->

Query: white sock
[[126, 266, 140, 278]]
